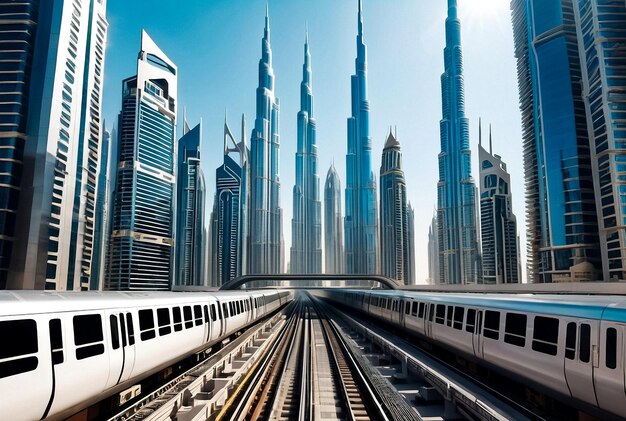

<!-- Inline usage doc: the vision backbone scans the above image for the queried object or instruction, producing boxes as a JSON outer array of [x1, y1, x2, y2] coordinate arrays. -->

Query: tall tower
[[478, 123, 521, 284], [511, 0, 600, 282], [106, 31, 177, 290], [344, 0, 378, 274], [436, 0, 480, 284], [91, 126, 112, 291], [407, 202, 416, 285], [175, 117, 206, 286], [290, 29, 322, 274], [379, 130, 412, 284], [247, 5, 284, 274], [210, 114, 249, 287], [324, 164, 344, 274], [7, 0, 108, 290], [427, 212, 439, 284]]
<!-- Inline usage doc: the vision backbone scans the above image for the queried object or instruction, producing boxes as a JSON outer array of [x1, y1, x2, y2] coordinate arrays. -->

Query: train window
[[183, 306, 193, 328], [229, 302, 234, 316], [110, 315, 120, 350], [429, 304, 435, 322], [210, 304, 217, 321], [138, 310, 156, 341], [435, 304, 445, 324], [50, 319, 64, 365], [222, 303, 228, 318], [173, 307, 183, 332], [157, 308, 171, 336], [606, 328, 617, 369], [565, 322, 576, 360], [504, 313, 526, 347], [465, 309, 476, 333], [405, 302, 411, 315], [483, 311, 500, 340], [411, 302, 418, 317], [126, 313, 135, 345], [203, 305, 210, 324], [446, 306, 453, 327], [418, 303, 425, 318], [579, 324, 591, 363], [120, 315, 127, 347], [0, 319, 38, 379], [453, 307, 464, 330], [74, 314, 105, 359], [194, 305, 203, 326], [532, 316, 559, 356]]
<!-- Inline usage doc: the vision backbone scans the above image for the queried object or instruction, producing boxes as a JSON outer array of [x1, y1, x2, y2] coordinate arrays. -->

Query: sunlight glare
[[459, 0, 507, 22]]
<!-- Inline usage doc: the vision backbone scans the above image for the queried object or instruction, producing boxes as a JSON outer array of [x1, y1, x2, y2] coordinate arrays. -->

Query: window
[[406, 302, 411, 315], [73, 314, 105, 359], [418, 303, 425, 319], [453, 307, 464, 330], [411, 302, 418, 317], [138, 310, 156, 341], [429, 304, 435, 322], [210, 304, 217, 321], [0, 319, 38, 379], [203, 306, 210, 324], [157, 308, 171, 336], [606, 328, 617, 369], [435, 304, 445, 324], [223, 303, 229, 318], [183, 306, 193, 328], [446, 306, 453, 327], [565, 322, 576, 360], [194, 305, 203, 326], [50, 319, 64, 365], [120, 316, 128, 348], [110, 315, 120, 350], [483, 311, 500, 340], [504, 313, 527, 347], [465, 309, 476, 333], [532, 316, 559, 356], [126, 313, 135, 345], [173, 307, 183, 332], [579, 324, 591, 363]]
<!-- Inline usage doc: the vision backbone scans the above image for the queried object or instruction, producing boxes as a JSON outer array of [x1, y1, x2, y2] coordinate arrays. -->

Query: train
[[314, 288, 626, 419], [0, 289, 294, 421]]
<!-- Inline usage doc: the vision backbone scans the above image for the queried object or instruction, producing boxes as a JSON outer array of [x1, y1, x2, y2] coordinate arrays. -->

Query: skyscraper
[[427, 212, 439, 284], [91, 126, 112, 291], [379, 130, 412, 284], [574, 0, 626, 280], [324, 164, 343, 274], [511, 0, 600, 282], [436, 0, 480, 284], [106, 31, 177, 290], [344, 0, 378, 274], [7, 0, 108, 290], [290, 30, 322, 274], [210, 115, 248, 287], [478, 123, 521, 284], [247, 5, 284, 274], [175, 117, 206, 286]]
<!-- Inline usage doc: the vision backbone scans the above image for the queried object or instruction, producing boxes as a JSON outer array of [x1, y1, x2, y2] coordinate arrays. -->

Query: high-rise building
[[344, 0, 378, 274], [7, 0, 108, 290], [427, 212, 439, 284], [290, 30, 322, 274], [324, 164, 343, 274], [175, 117, 206, 286], [106, 31, 177, 290], [574, 0, 626, 280], [407, 202, 416, 285], [436, 0, 480, 284], [511, 0, 600, 282], [478, 123, 521, 284], [247, 5, 283, 274], [210, 115, 248, 287], [379, 130, 413, 284], [91, 126, 112, 291]]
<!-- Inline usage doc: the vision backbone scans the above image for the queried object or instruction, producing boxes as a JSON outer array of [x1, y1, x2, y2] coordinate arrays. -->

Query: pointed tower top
[[489, 124, 493, 154], [264, 0, 270, 40], [384, 127, 399, 149], [305, 21, 308, 44], [478, 117, 482, 146], [358, 0, 363, 37]]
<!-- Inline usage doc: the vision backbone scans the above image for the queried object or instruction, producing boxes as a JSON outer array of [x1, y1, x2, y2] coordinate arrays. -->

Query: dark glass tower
[[290, 30, 322, 274], [344, 0, 378, 274], [324, 164, 343, 274], [436, 0, 480, 284]]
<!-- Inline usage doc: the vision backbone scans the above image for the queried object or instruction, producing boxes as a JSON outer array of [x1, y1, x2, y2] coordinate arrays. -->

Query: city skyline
[[102, 0, 521, 283]]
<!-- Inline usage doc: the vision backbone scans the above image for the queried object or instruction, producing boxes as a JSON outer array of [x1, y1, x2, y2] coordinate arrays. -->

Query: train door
[[425, 303, 434, 337], [472, 310, 484, 358], [119, 312, 136, 382], [593, 322, 625, 416], [564, 321, 598, 407], [104, 314, 125, 389]]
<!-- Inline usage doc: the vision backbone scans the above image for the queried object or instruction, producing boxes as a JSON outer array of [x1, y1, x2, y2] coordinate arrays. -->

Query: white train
[[315, 288, 626, 419], [0, 289, 293, 421]]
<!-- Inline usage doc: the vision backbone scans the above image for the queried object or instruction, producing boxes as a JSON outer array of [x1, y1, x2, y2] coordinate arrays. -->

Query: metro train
[[0, 289, 293, 421], [316, 288, 626, 419]]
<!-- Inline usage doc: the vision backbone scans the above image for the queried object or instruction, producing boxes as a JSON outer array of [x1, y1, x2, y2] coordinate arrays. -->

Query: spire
[[479, 117, 482, 146], [265, 1, 270, 41], [448, 0, 458, 19], [489, 124, 493, 154], [358, 0, 363, 37]]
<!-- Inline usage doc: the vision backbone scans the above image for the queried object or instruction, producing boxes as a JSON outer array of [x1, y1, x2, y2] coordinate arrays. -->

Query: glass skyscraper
[[91, 127, 111, 290], [290, 31, 322, 274], [7, 0, 108, 290], [344, 0, 379, 275], [106, 31, 177, 290], [324, 164, 343, 274], [247, 6, 284, 274], [436, 0, 480, 284], [175, 118, 206, 286], [427, 212, 439, 284], [511, 0, 601, 282]]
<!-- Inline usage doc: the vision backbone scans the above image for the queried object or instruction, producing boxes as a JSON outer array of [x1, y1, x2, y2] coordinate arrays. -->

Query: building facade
[[210, 115, 248, 287], [344, 0, 379, 274], [406, 202, 416, 285], [436, 0, 480, 284], [574, 0, 626, 280], [478, 124, 521, 284], [379, 130, 413, 284], [324, 164, 343, 273], [290, 32, 322, 274], [511, 0, 601, 282], [175, 119, 206, 286], [8, 0, 108, 290], [106, 31, 177, 290], [247, 6, 284, 274], [427, 212, 439, 284], [91, 127, 111, 290]]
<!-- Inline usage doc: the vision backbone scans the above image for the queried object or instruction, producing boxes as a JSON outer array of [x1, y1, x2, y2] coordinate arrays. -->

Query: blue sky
[[103, 0, 522, 283]]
